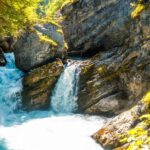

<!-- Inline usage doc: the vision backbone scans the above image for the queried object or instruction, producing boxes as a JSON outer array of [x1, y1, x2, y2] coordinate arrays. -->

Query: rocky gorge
[[61, 0, 150, 149], [0, 0, 150, 150]]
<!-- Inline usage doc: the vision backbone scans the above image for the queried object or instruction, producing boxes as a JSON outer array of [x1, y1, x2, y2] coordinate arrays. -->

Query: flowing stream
[[0, 53, 105, 150]]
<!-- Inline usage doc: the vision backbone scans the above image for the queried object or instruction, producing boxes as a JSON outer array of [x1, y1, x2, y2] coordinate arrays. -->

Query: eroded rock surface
[[22, 59, 64, 110], [62, 0, 134, 56], [78, 39, 150, 115], [60, 0, 150, 115], [92, 95, 149, 149]]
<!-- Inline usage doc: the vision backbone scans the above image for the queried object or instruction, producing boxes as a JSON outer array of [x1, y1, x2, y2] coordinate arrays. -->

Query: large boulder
[[22, 59, 64, 110], [14, 23, 67, 71], [61, 0, 150, 57], [0, 48, 6, 66]]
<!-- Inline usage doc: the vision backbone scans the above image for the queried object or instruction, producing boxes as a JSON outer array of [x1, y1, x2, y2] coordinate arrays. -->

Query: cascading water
[[51, 60, 80, 113], [0, 53, 24, 125], [0, 54, 105, 150]]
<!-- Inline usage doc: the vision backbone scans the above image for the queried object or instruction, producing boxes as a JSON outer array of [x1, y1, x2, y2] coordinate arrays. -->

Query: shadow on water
[[1, 109, 56, 127], [1, 102, 91, 127]]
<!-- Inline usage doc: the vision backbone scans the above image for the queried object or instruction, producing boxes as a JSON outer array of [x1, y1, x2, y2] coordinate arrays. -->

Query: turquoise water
[[0, 53, 24, 126], [0, 54, 105, 150]]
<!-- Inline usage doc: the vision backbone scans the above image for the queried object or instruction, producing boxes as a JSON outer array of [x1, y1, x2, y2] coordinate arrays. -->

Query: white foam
[[0, 115, 105, 150]]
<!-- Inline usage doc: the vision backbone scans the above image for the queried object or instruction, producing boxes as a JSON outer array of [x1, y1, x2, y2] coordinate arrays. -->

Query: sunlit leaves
[[131, 3, 146, 18], [45, 0, 75, 19], [130, 0, 149, 19], [143, 91, 150, 105], [0, 0, 76, 36], [0, 0, 41, 36]]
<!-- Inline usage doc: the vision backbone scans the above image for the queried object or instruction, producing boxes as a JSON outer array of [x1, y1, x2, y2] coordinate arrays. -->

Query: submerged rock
[[0, 48, 6, 66], [22, 59, 64, 110], [14, 23, 67, 71]]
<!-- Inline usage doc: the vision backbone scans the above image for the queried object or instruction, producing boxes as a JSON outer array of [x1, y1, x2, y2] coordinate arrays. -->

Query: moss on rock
[[22, 59, 64, 110]]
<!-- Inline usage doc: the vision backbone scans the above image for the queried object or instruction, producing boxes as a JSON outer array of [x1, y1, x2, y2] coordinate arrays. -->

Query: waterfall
[[0, 53, 23, 125], [0, 55, 105, 150], [51, 60, 81, 113]]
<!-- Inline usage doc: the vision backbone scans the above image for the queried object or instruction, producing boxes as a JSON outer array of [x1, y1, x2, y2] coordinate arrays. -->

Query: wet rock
[[0, 41, 9, 51], [14, 23, 67, 71], [22, 59, 64, 110], [0, 36, 15, 52], [0, 48, 6, 66]]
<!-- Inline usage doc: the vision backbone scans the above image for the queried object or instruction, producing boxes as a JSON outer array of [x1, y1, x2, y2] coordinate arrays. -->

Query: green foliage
[[97, 66, 106, 74], [143, 91, 150, 106], [140, 114, 150, 125], [0, 0, 41, 36], [38, 34, 58, 47], [120, 127, 149, 150], [0, 0, 76, 37], [45, 0, 75, 20], [130, 0, 149, 19]]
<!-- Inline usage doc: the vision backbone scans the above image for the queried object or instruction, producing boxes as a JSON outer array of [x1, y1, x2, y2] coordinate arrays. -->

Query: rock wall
[[78, 39, 150, 115], [62, 0, 133, 55], [0, 36, 15, 53], [61, 0, 150, 149], [0, 36, 15, 66], [13, 23, 67, 110], [61, 0, 150, 115]]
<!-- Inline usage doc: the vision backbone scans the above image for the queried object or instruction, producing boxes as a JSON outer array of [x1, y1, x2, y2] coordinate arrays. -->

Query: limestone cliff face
[[62, 0, 134, 55], [62, 0, 150, 115]]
